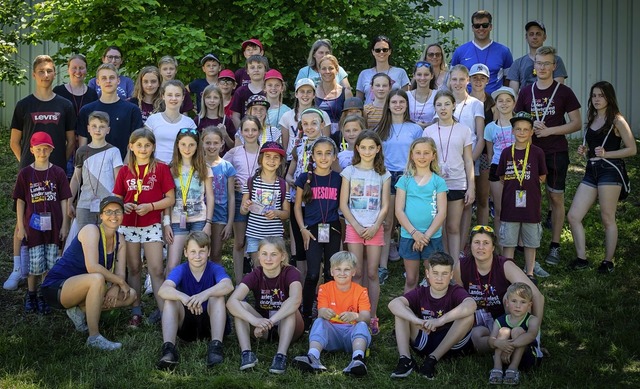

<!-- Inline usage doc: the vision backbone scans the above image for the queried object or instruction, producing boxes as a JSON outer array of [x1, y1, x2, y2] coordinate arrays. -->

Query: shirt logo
[[31, 112, 61, 125]]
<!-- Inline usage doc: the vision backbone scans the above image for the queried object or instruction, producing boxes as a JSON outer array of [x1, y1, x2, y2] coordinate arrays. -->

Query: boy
[[188, 53, 221, 114], [158, 55, 194, 113], [488, 282, 541, 385], [497, 112, 547, 282], [69, 111, 123, 229], [13, 132, 72, 314], [388, 252, 476, 380], [230, 55, 269, 124], [156, 231, 234, 370], [235, 38, 264, 88], [78, 64, 143, 160], [293, 251, 372, 377]]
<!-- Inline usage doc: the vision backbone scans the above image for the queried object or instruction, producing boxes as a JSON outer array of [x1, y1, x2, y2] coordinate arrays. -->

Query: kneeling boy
[[156, 231, 234, 369], [388, 252, 476, 379]]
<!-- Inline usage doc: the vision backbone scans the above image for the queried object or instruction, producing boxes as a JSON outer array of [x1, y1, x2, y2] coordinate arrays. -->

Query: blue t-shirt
[[381, 122, 423, 172], [484, 121, 514, 165], [295, 171, 342, 226], [395, 174, 448, 239], [88, 76, 134, 100], [167, 261, 230, 310], [450, 41, 514, 94], [188, 78, 212, 113], [211, 160, 237, 214]]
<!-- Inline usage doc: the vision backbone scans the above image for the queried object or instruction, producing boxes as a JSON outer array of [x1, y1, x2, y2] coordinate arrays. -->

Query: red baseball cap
[[260, 141, 285, 156], [219, 69, 236, 81], [264, 69, 284, 82], [30, 132, 54, 148], [242, 39, 263, 51]]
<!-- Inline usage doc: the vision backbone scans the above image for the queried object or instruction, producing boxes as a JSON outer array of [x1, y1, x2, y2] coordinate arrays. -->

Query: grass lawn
[[0, 129, 638, 388]]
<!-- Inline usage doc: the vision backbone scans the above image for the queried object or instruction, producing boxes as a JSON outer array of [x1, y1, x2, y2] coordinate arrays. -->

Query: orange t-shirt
[[317, 281, 371, 324]]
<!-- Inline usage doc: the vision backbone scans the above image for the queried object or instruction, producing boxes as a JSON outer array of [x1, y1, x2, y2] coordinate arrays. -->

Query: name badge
[[180, 213, 187, 229], [90, 197, 101, 213], [29, 212, 52, 231], [515, 190, 527, 208], [317, 223, 330, 243]]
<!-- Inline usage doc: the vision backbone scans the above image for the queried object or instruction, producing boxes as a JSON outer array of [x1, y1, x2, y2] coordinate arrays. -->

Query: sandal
[[489, 368, 503, 384], [503, 369, 520, 385]]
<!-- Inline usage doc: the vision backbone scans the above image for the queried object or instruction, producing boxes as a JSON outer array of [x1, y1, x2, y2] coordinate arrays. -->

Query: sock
[[20, 245, 30, 277], [550, 242, 560, 249], [28, 291, 37, 299], [352, 350, 365, 360], [308, 348, 321, 360], [88, 334, 100, 341], [132, 306, 143, 316], [12, 256, 20, 271]]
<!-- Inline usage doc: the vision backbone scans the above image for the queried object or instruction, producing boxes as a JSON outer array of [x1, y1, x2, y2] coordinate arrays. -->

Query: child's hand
[[253, 317, 273, 336], [202, 222, 212, 236], [422, 318, 443, 333], [163, 225, 174, 245], [135, 203, 153, 216], [221, 224, 233, 240], [301, 228, 316, 250], [361, 224, 379, 240], [412, 240, 424, 252], [123, 202, 136, 214], [16, 225, 26, 242], [185, 295, 204, 315], [320, 308, 336, 320], [577, 144, 588, 156], [242, 199, 252, 214], [67, 203, 76, 219], [338, 311, 358, 323], [60, 223, 70, 241], [264, 209, 277, 220], [495, 338, 515, 354]]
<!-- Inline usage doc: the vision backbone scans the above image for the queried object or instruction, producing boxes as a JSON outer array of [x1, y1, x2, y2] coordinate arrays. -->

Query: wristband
[[206, 220, 213, 225], [151, 202, 155, 210], [163, 215, 171, 227], [410, 229, 417, 236]]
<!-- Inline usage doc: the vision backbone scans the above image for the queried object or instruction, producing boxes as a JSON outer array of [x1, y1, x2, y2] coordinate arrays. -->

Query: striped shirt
[[243, 175, 289, 239]]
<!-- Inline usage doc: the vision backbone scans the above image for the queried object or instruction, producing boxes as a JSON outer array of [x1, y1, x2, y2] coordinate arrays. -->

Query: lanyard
[[133, 164, 149, 204], [511, 142, 530, 188], [314, 172, 332, 224], [474, 263, 492, 307], [340, 136, 348, 152], [437, 122, 455, 164], [179, 165, 195, 212], [531, 82, 560, 123], [99, 225, 116, 273]]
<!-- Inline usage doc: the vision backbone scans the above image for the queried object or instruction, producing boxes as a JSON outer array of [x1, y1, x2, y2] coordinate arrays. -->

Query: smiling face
[[103, 49, 123, 68], [300, 112, 323, 139], [494, 93, 515, 115], [88, 118, 110, 141], [425, 46, 443, 68], [261, 151, 282, 173], [411, 142, 436, 170], [512, 120, 533, 144], [372, 40, 391, 63], [163, 84, 184, 109], [319, 58, 338, 83], [295, 85, 315, 106], [470, 74, 489, 93], [248, 105, 267, 122], [33, 61, 56, 90], [342, 121, 363, 146], [142, 72, 160, 97], [204, 90, 221, 111], [356, 138, 380, 164], [448, 70, 469, 93], [178, 134, 198, 159], [331, 261, 356, 285], [258, 243, 286, 273], [30, 144, 53, 164], [202, 132, 223, 158], [414, 65, 434, 88], [218, 78, 235, 95], [389, 94, 408, 116], [241, 120, 260, 144], [67, 58, 87, 83], [312, 142, 336, 170], [265, 79, 283, 99], [372, 76, 391, 101], [472, 16, 492, 42], [100, 202, 124, 229], [129, 137, 154, 163], [184, 239, 210, 269]]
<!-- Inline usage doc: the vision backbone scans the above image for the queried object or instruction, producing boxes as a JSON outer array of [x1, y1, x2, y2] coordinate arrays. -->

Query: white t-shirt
[[145, 113, 197, 164], [340, 165, 391, 227], [407, 90, 436, 124], [423, 122, 473, 191], [453, 95, 484, 148]]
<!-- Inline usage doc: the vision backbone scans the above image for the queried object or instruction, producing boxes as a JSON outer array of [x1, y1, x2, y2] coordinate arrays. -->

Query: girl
[[448, 65, 486, 252], [294, 137, 342, 328], [356, 35, 410, 104], [195, 84, 235, 155], [408, 61, 437, 129], [295, 39, 351, 89], [421, 43, 448, 89], [395, 137, 447, 292], [568, 81, 636, 273], [164, 128, 214, 276], [339, 130, 391, 335], [226, 237, 304, 374], [337, 115, 366, 169], [484, 87, 517, 235], [218, 69, 237, 119], [223, 116, 262, 282], [265, 69, 292, 135], [112, 128, 175, 328], [235, 95, 283, 147], [363, 73, 391, 130], [374, 90, 423, 282], [240, 141, 289, 266], [423, 90, 475, 263], [129, 66, 162, 122], [202, 126, 236, 264], [315, 55, 353, 134], [145, 80, 197, 164]]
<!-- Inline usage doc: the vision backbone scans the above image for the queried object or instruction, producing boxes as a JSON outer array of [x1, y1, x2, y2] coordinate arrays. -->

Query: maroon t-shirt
[[497, 144, 547, 223], [459, 255, 513, 319], [242, 265, 302, 318], [13, 165, 72, 248], [403, 284, 471, 333], [514, 81, 581, 154], [230, 86, 265, 117]]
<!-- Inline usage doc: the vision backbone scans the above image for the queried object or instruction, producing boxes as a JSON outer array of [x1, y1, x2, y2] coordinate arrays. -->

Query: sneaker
[[293, 354, 326, 373], [597, 260, 614, 274], [24, 292, 38, 313], [3, 269, 25, 291], [533, 261, 550, 278], [390, 356, 417, 378], [369, 317, 380, 336], [66, 306, 88, 332], [206, 340, 224, 367], [545, 246, 561, 265], [269, 353, 287, 374], [419, 355, 438, 380], [378, 267, 389, 285], [343, 355, 367, 377], [568, 258, 589, 271], [86, 334, 122, 351], [240, 350, 258, 370], [147, 309, 162, 325], [157, 342, 179, 369], [526, 274, 538, 286], [144, 274, 153, 295], [37, 294, 51, 315], [389, 242, 401, 262], [543, 210, 552, 229], [128, 314, 143, 329]]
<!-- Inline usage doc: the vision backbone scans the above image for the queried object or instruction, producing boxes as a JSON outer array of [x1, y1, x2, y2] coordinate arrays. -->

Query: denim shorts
[[389, 170, 404, 195], [581, 159, 624, 188], [233, 191, 248, 223], [245, 236, 262, 253], [212, 203, 228, 224], [399, 236, 444, 260], [171, 220, 206, 235]]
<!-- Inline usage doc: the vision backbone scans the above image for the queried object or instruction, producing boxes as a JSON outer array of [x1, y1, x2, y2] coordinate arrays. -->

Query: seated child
[[388, 252, 476, 380], [293, 251, 372, 377], [488, 282, 541, 385], [156, 231, 234, 370], [226, 237, 304, 374]]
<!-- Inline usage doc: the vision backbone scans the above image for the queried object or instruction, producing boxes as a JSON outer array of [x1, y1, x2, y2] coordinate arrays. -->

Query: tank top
[[585, 125, 622, 159]]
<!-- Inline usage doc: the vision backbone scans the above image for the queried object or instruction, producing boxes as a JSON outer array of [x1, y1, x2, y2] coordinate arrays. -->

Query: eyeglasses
[[105, 55, 122, 61], [471, 225, 494, 233], [534, 61, 555, 68], [472, 23, 491, 29], [373, 48, 390, 53], [219, 79, 234, 85], [179, 128, 198, 135], [103, 209, 124, 216], [416, 61, 432, 68], [426, 52, 442, 58]]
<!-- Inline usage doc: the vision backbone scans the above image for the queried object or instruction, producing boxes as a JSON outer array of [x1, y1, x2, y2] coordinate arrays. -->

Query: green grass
[[1, 129, 639, 388]]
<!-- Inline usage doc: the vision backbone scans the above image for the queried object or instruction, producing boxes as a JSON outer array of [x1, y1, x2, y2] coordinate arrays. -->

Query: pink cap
[[30, 132, 54, 148], [219, 69, 236, 81], [242, 38, 263, 51], [264, 69, 284, 82]]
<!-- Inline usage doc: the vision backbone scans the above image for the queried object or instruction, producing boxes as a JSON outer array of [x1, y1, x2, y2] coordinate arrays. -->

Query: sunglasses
[[426, 52, 442, 58], [471, 225, 494, 233], [416, 61, 432, 68], [179, 128, 198, 135], [373, 48, 390, 53], [473, 23, 491, 29]]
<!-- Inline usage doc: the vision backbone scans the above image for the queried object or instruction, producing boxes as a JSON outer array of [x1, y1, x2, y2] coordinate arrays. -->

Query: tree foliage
[[32, 0, 462, 94]]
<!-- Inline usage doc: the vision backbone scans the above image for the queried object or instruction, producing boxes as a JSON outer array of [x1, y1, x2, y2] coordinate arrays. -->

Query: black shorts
[[518, 343, 542, 370], [389, 170, 404, 196], [447, 189, 466, 202], [545, 151, 569, 192], [41, 279, 66, 310], [489, 163, 500, 182], [412, 327, 473, 359], [177, 309, 212, 342]]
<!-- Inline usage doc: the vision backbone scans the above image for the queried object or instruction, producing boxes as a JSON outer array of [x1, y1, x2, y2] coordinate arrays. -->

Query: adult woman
[[453, 225, 544, 353], [567, 81, 636, 273], [88, 46, 134, 99], [421, 43, 447, 89], [315, 55, 353, 134], [295, 39, 351, 90], [407, 61, 436, 129], [356, 36, 410, 104], [53, 54, 99, 118], [41, 197, 136, 350]]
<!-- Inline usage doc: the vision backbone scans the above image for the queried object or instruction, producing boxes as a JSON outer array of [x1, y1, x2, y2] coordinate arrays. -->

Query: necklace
[[162, 111, 182, 124], [436, 122, 455, 164], [411, 89, 431, 122]]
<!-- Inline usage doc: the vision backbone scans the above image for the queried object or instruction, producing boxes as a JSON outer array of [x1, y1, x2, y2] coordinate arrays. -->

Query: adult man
[[514, 46, 581, 267], [507, 20, 568, 95], [451, 10, 513, 94]]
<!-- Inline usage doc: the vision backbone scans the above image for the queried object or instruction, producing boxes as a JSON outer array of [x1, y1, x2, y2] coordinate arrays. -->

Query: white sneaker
[[533, 261, 551, 278], [86, 334, 122, 350], [3, 270, 25, 290], [66, 306, 88, 332], [144, 274, 153, 295]]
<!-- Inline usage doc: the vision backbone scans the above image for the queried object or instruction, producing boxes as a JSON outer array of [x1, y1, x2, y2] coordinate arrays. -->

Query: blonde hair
[[199, 84, 224, 120], [506, 282, 533, 302], [329, 251, 357, 268], [405, 137, 440, 176], [132, 66, 162, 112], [127, 128, 158, 172], [258, 237, 290, 267]]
